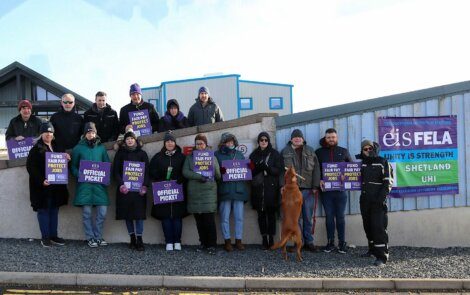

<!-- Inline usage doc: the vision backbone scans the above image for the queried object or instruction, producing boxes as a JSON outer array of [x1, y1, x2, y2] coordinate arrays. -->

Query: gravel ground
[[1, 238, 469, 278]]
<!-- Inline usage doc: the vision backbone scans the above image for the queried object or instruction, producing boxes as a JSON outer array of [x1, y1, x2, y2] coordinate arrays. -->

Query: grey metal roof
[[276, 80, 470, 128]]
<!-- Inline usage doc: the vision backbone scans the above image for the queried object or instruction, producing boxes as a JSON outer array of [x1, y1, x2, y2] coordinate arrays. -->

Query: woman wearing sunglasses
[[357, 139, 393, 267]]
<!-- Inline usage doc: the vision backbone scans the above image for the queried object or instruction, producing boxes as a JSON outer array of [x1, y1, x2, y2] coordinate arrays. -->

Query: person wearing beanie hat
[[149, 131, 187, 251], [315, 128, 353, 254], [113, 124, 150, 251], [49, 94, 84, 150], [249, 132, 283, 250], [159, 99, 188, 132], [71, 119, 111, 248], [187, 86, 224, 127], [6, 99, 43, 141], [26, 118, 69, 247], [83, 91, 120, 143], [356, 139, 392, 267], [182, 133, 221, 254], [119, 83, 160, 136], [215, 132, 249, 252], [281, 127, 321, 252]]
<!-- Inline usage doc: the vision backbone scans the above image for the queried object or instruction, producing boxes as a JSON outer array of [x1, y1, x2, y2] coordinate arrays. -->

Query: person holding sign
[[113, 131, 150, 251], [119, 83, 159, 136], [149, 132, 187, 251], [187, 86, 224, 127], [182, 133, 221, 255], [71, 122, 111, 248], [249, 132, 283, 250], [215, 132, 250, 252], [158, 99, 188, 132], [26, 122, 69, 247], [356, 139, 393, 267], [315, 128, 352, 254], [6, 99, 42, 141]]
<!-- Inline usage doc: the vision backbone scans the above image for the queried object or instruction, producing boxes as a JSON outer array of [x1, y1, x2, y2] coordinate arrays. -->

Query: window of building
[[34, 85, 60, 101], [269, 97, 283, 110], [240, 97, 253, 110]]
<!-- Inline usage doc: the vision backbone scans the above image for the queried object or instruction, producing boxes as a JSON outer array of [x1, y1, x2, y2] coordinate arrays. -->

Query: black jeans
[[193, 213, 217, 248], [257, 207, 276, 236]]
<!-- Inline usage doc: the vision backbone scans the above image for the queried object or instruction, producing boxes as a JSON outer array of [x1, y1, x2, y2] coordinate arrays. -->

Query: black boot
[[268, 235, 275, 248], [136, 235, 145, 251], [129, 234, 136, 249], [262, 235, 269, 250], [361, 241, 375, 257]]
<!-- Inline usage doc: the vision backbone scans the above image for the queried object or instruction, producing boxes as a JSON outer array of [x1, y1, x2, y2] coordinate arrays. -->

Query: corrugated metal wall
[[276, 92, 470, 215], [141, 87, 161, 113], [239, 82, 291, 117]]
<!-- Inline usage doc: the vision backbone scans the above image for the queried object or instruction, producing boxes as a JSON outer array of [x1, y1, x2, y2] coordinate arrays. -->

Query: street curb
[[1, 272, 470, 291]]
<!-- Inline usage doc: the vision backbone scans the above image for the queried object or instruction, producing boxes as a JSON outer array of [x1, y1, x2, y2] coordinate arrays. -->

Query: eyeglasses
[[363, 147, 373, 152], [259, 138, 268, 142], [62, 101, 74, 104]]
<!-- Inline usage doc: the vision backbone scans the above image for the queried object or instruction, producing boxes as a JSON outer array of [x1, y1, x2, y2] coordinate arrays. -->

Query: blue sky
[[1, 0, 470, 113]]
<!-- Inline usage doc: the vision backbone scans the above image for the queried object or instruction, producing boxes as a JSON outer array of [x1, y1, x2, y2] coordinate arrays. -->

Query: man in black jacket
[[119, 83, 159, 136], [357, 139, 393, 267], [6, 99, 43, 140], [84, 91, 119, 143], [315, 128, 352, 254], [49, 94, 84, 150]]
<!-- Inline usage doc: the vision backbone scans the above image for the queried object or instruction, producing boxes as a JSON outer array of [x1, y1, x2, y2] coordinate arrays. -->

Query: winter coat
[[182, 149, 221, 214], [50, 107, 84, 150], [71, 137, 110, 206], [118, 101, 159, 135], [249, 145, 283, 210], [281, 142, 321, 189], [187, 97, 224, 127], [113, 141, 150, 220], [5, 114, 43, 140], [215, 147, 249, 202], [26, 139, 69, 211], [84, 103, 119, 143], [159, 111, 188, 132], [315, 137, 352, 181], [356, 142, 393, 204], [149, 145, 188, 220]]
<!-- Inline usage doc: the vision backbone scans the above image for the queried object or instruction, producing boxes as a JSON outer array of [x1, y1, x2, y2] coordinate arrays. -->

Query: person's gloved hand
[[248, 161, 255, 171], [119, 185, 129, 194], [199, 176, 209, 183], [139, 185, 148, 196], [220, 167, 227, 174]]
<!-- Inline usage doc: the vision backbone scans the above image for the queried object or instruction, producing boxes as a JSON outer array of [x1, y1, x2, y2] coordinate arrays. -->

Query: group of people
[[7, 83, 392, 267]]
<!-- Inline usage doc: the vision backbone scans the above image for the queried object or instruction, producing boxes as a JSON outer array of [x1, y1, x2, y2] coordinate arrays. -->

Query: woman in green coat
[[71, 122, 111, 248], [182, 133, 221, 255]]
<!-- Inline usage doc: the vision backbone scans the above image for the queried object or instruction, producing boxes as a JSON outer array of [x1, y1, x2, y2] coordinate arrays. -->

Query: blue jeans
[[298, 189, 316, 245], [219, 200, 244, 239], [321, 191, 347, 242], [125, 219, 144, 236], [37, 198, 59, 239], [161, 218, 182, 244], [82, 205, 107, 240]]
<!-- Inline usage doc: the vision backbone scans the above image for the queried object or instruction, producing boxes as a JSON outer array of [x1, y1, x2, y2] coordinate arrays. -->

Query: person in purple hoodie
[[159, 99, 188, 132]]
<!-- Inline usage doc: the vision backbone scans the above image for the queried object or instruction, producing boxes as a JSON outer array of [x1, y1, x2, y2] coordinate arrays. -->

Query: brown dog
[[270, 166, 303, 261]]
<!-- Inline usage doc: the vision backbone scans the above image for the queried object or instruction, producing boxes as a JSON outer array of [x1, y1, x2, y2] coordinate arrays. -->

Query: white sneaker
[[174, 243, 181, 251], [166, 243, 174, 251]]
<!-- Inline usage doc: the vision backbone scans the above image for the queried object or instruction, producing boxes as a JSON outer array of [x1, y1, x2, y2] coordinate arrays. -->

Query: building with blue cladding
[[142, 74, 293, 120]]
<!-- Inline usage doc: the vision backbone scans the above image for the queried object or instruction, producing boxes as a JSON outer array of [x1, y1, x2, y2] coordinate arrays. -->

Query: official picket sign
[[152, 180, 184, 205], [78, 160, 111, 185], [7, 137, 34, 160], [193, 150, 214, 179], [45, 152, 68, 184], [222, 159, 252, 182], [129, 109, 151, 136], [123, 161, 145, 191]]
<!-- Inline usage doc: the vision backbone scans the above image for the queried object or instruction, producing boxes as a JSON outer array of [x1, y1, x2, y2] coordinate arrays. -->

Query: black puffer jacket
[[5, 114, 43, 140], [315, 137, 352, 178], [356, 142, 393, 203], [50, 107, 84, 150], [84, 103, 119, 143], [159, 99, 188, 132], [149, 145, 188, 220], [26, 139, 69, 211], [119, 101, 159, 135]]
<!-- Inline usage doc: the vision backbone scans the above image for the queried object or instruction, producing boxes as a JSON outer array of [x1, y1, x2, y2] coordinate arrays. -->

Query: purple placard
[[45, 152, 68, 184], [343, 162, 361, 191], [78, 160, 111, 185], [129, 109, 152, 136], [7, 137, 34, 160], [123, 161, 145, 191], [322, 163, 342, 191], [152, 180, 184, 205], [193, 150, 214, 179], [222, 159, 252, 182]]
